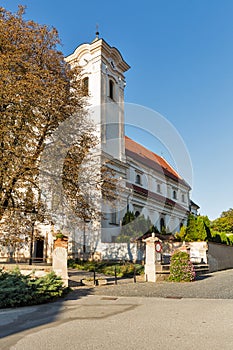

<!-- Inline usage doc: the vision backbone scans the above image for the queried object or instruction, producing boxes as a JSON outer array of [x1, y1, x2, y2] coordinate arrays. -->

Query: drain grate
[[165, 296, 182, 299], [101, 297, 118, 301]]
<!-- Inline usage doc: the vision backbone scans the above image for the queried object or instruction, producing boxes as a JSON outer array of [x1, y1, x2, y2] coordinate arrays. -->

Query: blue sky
[[2, 0, 233, 220]]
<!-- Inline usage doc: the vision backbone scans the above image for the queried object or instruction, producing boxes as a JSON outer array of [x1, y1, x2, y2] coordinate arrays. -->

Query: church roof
[[125, 136, 190, 188]]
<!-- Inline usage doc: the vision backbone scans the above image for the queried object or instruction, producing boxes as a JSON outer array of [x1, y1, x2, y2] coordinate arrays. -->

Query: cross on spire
[[95, 24, 99, 38]]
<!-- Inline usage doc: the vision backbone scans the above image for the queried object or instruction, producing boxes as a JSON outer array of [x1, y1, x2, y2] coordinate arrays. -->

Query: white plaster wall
[[95, 242, 144, 262]]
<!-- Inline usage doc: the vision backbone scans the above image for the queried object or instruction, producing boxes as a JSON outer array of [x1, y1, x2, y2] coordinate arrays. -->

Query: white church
[[1, 34, 197, 263], [63, 33, 195, 258]]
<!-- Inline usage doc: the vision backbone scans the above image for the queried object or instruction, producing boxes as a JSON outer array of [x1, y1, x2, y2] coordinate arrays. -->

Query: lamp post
[[126, 188, 133, 212], [83, 218, 90, 256], [28, 207, 36, 265], [29, 221, 35, 265], [83, 220, 86, 254]]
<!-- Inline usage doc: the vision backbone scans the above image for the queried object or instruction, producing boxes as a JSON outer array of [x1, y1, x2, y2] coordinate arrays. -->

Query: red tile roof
[[125, 136, 190, 188]]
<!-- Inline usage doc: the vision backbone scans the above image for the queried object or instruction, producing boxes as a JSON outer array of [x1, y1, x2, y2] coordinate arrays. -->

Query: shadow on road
[[0, 285, 93, 340], [195, 273, 212, 281]]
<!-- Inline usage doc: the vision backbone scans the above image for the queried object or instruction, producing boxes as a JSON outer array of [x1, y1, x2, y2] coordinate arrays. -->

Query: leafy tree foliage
[[211, 208, 233, 234], [121, 211, 135, 226], [0, 6, 90, 221], [175, 214, 210, 242], [116, 212, 155, 243], [0, 6, 118, 249], [175, 210, 233, 245]]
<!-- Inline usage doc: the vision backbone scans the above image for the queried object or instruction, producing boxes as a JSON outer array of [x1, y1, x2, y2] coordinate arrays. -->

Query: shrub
[[169, 251, 195, 282], [67, 259, 144, 277], [0, 268, 67, 308]]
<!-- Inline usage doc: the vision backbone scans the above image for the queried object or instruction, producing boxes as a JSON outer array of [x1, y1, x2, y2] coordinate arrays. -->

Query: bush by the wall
[[169, 251, 195, 282], [68, 259, 144, 277], [0, 268, 67, 308]]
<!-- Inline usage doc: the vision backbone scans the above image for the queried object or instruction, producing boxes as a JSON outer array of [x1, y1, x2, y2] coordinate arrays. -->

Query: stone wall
[[95, 242, 144, 262], [208, 242, 233, 272], [162, 241, 208, 264]]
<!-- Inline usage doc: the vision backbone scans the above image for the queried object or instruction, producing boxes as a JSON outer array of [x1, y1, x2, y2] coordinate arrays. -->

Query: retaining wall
[[208, 242, 233, 272]]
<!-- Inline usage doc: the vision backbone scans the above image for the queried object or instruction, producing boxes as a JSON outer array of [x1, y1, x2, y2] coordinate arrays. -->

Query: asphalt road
[[1, 269, 233, 350], [92, 268, 233, 299]]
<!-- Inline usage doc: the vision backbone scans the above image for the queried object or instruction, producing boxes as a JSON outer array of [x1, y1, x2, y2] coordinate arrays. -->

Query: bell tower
[[65, 33, 130, 161]]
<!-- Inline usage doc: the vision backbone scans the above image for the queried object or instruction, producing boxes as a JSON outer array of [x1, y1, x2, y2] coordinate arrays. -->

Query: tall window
[[173, 190, 177, 200], [160, 218, 165, 232], [82, 77, 89, 96], [135, 174, 141, 185], [182, 194, 185, 203], [157, 183, 161, 193], [109, 79, 114, 100], [111, 211, 117, 224]]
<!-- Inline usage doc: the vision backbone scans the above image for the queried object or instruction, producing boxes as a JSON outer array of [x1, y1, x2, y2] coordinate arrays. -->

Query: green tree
[[116, 212, 155, 243], [0, 6, 118, 240], [195, 216, 208, 241], [175, 215, 210, 242], [184, 214, 197, 241], [211, 208, 233, 234], [122, 211, 135, 226], [0, 6, 93, 222]]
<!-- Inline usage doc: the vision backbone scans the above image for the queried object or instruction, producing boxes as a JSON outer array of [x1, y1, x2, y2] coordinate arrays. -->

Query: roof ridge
[[125, 135, 182, 180]]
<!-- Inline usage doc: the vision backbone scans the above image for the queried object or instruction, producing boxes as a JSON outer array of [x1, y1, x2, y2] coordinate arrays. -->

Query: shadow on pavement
[[0, 285, 93, 340], [195, 273, 212, 281]]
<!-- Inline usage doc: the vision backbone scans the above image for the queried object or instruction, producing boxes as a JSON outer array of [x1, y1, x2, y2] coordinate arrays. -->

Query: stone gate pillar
[[143, 233, 162, 282], [52, 237, 68, 287]]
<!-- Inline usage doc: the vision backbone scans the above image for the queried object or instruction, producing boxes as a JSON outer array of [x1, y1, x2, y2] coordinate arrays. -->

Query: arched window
[[109, 79, 114, 100], [173, 190, 177, 200], [135, 174, 141, 185], [135, 211, 140, 218], [182, 194, 185, 203], [82, 77, 89, 96], [160, 218, 165, 233]]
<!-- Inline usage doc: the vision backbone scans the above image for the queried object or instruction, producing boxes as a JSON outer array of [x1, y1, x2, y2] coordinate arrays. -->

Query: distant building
[[190, 200, 200, 217]]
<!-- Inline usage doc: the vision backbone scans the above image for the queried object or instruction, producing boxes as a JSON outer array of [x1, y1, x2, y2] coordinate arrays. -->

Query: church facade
[[0, 35, 195, 263], [65, 34, 192, 252]]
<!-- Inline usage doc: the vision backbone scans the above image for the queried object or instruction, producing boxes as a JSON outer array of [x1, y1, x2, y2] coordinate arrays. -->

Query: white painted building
[[0, 34, 194, 263], [65, 33, 192, 254]]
